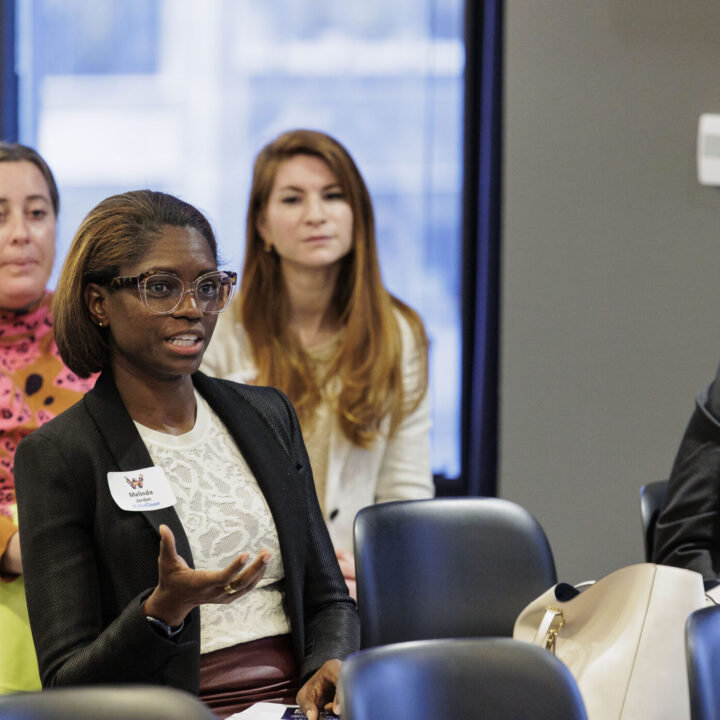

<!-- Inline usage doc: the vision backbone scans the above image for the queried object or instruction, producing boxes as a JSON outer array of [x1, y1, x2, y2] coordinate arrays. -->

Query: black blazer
[[15, 371, 359, 692], [653, 386, 720, 584]]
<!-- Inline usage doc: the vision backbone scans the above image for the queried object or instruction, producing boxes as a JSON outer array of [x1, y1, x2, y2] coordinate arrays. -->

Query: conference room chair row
[[0, 494, 715, 719]]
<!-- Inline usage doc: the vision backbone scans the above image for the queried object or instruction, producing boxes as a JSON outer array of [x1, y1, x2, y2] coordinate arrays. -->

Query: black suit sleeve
[[653, 386, 720, 584]]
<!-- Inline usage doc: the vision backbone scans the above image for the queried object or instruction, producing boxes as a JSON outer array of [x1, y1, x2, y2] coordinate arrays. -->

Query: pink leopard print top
[[0, 293, 96, 521]]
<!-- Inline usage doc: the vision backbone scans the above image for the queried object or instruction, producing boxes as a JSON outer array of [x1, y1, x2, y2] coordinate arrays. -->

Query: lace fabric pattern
[[135, 393, 290, 654]]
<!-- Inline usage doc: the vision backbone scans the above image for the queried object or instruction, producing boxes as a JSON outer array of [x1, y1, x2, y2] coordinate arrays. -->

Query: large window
[[17, 0, 464, 477]]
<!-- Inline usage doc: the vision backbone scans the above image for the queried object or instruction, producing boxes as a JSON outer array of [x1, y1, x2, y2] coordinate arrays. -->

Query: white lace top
[[134, 392, 291, 654]]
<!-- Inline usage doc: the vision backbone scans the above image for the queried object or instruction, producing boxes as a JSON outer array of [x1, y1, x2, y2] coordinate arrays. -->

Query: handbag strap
[[533, 606, 565, 653]]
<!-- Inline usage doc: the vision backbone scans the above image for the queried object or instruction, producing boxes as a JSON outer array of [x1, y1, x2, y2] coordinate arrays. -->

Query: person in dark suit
[[653, 360, 720, 588], [14, 189, 359, 720]]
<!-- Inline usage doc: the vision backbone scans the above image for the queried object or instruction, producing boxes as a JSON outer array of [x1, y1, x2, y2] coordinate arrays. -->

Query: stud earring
[[97, 321, 104, 327]]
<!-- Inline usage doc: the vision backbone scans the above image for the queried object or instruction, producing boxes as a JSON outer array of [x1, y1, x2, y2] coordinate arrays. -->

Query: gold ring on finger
[[224, 583, 239, 595]]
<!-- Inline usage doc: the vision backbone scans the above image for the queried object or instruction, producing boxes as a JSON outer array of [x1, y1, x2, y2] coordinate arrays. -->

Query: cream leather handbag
[[513, 563, 707, 720]]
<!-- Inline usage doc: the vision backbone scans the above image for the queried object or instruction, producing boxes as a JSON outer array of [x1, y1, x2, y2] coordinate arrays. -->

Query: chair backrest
[[639, 479, 668, 561], [339, 637, 587, 720], [353, 497, 557, 648], [0, 685, 217, 720], [686, 604, 720, 720]]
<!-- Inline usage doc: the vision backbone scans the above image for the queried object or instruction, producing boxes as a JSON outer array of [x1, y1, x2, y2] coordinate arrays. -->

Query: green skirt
[[0, 576, 41, 693]]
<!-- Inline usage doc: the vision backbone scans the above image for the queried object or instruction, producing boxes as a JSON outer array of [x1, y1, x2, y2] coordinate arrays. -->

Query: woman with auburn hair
[[0, 142, 95, 694], [15, 189, 359, 719], [202, 129, 434, 596]]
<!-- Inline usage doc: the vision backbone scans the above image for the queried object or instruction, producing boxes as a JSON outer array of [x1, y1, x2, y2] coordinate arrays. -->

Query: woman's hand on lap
[[335, 547, 356, 600], [0, 531, 22, 575]]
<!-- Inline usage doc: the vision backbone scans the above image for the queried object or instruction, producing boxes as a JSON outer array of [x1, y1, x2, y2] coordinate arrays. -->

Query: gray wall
[[501, 2, 720, 582]]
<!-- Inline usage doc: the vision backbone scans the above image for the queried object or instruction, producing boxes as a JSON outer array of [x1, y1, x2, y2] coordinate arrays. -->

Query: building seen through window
[[17, 0, 464, 477]]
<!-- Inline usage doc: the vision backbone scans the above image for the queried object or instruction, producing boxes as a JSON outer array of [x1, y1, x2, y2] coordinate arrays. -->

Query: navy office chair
[[639, 479, 668, 561], [0, 685, 217, 720], [353, 497, 557, 648], [686, 604, 720, 720], [339, 637, 587, 720]]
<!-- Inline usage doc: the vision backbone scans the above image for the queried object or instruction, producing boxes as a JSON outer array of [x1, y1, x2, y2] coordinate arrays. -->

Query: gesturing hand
[[143, 524, 271, 627]]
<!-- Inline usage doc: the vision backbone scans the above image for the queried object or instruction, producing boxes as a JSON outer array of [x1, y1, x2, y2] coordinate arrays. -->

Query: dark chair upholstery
[[339, 637, 587, 720], [353, 497, 557, 648], [639, 479, 668, 561], [0, 685, 217, 720], [686, 604, 720, 720]]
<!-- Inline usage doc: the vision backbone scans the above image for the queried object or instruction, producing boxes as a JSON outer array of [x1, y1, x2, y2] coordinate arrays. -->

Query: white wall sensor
[[698, 114, 720, 186]]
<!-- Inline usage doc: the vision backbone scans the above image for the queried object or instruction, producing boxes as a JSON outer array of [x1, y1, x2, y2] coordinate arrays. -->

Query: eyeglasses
[[104, 270, 237, 315]]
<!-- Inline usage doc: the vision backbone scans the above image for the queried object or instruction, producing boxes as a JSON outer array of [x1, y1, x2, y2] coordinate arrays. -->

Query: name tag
[[107, 466, 177, 512]]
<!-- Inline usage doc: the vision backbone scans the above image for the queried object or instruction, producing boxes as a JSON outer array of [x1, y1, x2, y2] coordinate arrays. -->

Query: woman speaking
[[14, 189, 359, 719]]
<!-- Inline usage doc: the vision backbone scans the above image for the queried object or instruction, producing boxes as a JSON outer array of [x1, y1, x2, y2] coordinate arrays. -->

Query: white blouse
[[134, 392, 290, 654]]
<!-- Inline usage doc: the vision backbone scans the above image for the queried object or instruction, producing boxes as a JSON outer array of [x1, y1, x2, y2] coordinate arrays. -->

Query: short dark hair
[[53, 189, 218, 377], [0, 142, 59, 215]]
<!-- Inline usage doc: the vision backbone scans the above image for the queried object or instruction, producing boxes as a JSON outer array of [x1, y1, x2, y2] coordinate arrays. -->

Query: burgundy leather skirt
[[199, 634, 300, 719]]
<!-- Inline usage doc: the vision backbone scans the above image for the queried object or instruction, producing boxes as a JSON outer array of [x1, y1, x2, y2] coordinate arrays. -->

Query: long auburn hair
[[240, 129, 428, 448]]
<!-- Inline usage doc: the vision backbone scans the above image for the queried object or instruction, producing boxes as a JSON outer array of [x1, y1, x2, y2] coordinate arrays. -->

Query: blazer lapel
[[193, 373, 306, 573], [83, 371, 194, 567]]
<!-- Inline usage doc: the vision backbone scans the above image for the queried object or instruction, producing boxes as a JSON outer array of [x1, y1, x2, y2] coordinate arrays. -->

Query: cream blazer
[[201, 305, 434, 550]]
